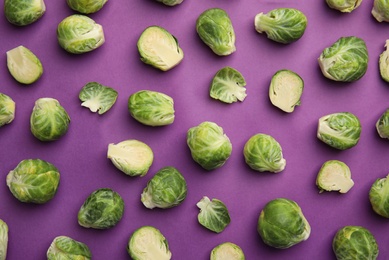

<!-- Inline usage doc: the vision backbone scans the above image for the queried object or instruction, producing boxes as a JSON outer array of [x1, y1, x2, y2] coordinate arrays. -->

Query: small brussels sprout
[[243, 133, 286, 173], [326, 0, 362, 13], [107, 139, 154, 177], [128, 90, 175, 126], [210, 242, 245, 260], [318, 36, 368, 82], [47, 236, 91, 260], [67, 0, 107, 14], [317, 112, 361, 150], [127, 226, 172, 260], [379, 40, 389, 82], [269, 69, 304, 113], [78, 188, 124, 229], [0, 220, 8, 260], [79, 82, 118, 114], [4, 0, 45, 26], [30, 98, 70, 141], [369, 174, 389, 218], [155, 0, 183, 6], [333, 226, 379, 260], [376, 108, 389, 138], [257, 198, 311, 249], [0, 93, 15, 127], [57, 14, 105, 54], [137, 26, 184, 71], [372, 0, 389, 22], [254, 8, 307, 44], [141, 166, 187, 209], [196, 8, 236, 56], [6, 159, 60, 204], [6, 45, 43, 84], [316, 160, 354, 193], [210, 66, 247, 104], [197, 196, 230, 233]]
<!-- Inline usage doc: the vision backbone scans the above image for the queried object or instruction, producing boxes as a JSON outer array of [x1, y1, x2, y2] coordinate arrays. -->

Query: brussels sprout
[[137, 26, 184, 71], [243, 133, 286, 173], [210, 242, 245, 260], [379, 40, 389, 82], [318, 36, 368, 82], [4, 0, 45, 26], [155, 0, 183, 6], [0, 93, 15, 127], [107, 139, 154, 177], [196, 8, 236, 56], [257, 198, 311, 249], [372, 0, 389, 22], [6, 45, 43, 84], [326, 0, 362, 12], [187, 121, 232, 170], [127, 226, 172, 260], [369, 174, 389, 218], [316, 160, 354, 193], [269, 69, 304, 113], [78, 188, 124, 229], [57, 14, 105, 54], [6, 159, 60, 204], [254, 8, 307, 44], [317, 112, 361, 150], [128, 90, 175, 126], [197, 196, 230, 233], [141, 166, 187, 209], [376, 108, 389, 138], [30, 98, 70, 141], [67, 0, 107, 14], [210, 67, 247, 104], [333, 226, 379, 260], [79, 82, 118, 114], [47, 236, 91, 260], [0, 220, 8, 260]]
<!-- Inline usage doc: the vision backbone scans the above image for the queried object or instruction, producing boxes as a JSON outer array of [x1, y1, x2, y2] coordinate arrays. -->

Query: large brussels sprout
[[141, 166, 187, 209], [257, 198, 311, 249], [67, 0, 107, 14], [57, 14, 105, 54], [210, 242, 245, 260], [47, 236, 91, 260], [196, 8, 236, 56], [155, 0, 183, 6], [0, 93, 15, 127], [79, 82, 118, 114], [0, 220, 8, 260], [243, 133, 286, 173], [197, 196, 231, 233], [187, 121, 232, 170], [326, 0, 362, 12], [318, 36, 368, 82], [254, 8, 307, 44], [128, 90, 175, 126], [372, 0, 389, 22], [127, 226, 172, 260], [317, 112, 361, 150], [4, 0, 45, 26], [376, 108, 389, 138], [78, 188, 124, 229], [332, 226, 379, 260], [369, 174, 389, 218], [30, 98, 70, 141], [6, 159, 60, 204], [316, 160, 354, 193]]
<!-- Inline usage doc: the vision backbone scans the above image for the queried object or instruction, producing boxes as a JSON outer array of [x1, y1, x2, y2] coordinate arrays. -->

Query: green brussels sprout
[[137, 26, 184, 71], [316, 160, 354, 193], [379, 40, 389, 82], [47, 236, 91, 260], [369, 174, 389, 218], [196, 8, 236, 56], [269, 69, 304, 113], [257, 198, 311, 249], [317, 112, 361, 150], [141, 166, 187, 209], [78, 188, 124, 229], [326, 0, 362, 12], [210, 242, 245, 260], [30, 98, 70, 141], [6, 45, 43, 84], [127, 226, 172, 260], [0, 220, 8, 260], [372, 0, 389, 22], [128, 90, 175, 126], [67, 0, 107, 14], [0, 93, 15, 127], [210, 66, 247, 104], [376, 108, 389, 138], [57, 14, 105, 54], [332, 226, 379, 260], [107, 139, 154, 177], [155, 0, 183, 6], [243, 133, 286, 173], [4, 0, 45, 26], [79, 82, 118, 114], [254, 8, 307, 44], [187, 121, 232, 170], [318, 36, 368, 82], [6, 159, 60, 204], [197, 196, 230, 233]]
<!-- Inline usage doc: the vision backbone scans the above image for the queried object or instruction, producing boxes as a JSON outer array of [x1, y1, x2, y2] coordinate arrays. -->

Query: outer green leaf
[[47, 236, 91, 260], [210, 67, 247, 104], [4, 0, 45, 26], [210, 242, 245, 260], [67, 0, 107, 14], [79, 82, 118, 114], [372, 0, 389, 22], [0, 93, 15, 127], [326, 0, 362, 12], [197, 196, 231, 233], [0, 220, 8, 260], [369, 174, 389, 218], [376, 108, 389, 138]]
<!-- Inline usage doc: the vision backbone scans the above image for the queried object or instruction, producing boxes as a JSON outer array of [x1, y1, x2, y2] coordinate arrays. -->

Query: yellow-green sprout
[[7, 46, 43, 84]]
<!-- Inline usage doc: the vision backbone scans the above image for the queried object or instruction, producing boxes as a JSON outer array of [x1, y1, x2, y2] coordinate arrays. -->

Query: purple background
[[1, 0, 389, 259]]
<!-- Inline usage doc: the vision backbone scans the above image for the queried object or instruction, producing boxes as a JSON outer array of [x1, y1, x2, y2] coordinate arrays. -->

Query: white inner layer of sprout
[[107, 142, 152, 169], [130, 229, 171, 260], [269, 71, 302, 113], [6, 46, 42, 84], [317, 162, 354, 193]]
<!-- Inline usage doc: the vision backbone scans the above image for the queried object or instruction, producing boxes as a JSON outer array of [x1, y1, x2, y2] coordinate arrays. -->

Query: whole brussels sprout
[[6, 159, 60, 204], [316, 160, 354, 193], [4, 0, 45, 26], [67, 0, 107, 14], [326, 0, 362, 13], [372, 0, 389, 22], [0, 220, 8, 260], [197, 196, 230, 233], [0, 93, 15, 127], [155, 0, 183, 6], [210, 242, 245, 260], [369, 174, 389, 218], [47, 236, 91, 260], [376, 108, 389, 138]]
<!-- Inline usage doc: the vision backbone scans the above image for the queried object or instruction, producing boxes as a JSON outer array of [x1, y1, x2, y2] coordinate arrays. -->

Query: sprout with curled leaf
[[369, 174, 389, 218], [316, 160, 354, 193], [326, 0, 362, 13], [79, 82, 118, 114], [47, 236, 91, 260], [376, 108, 389, 139], [210, 67, 247, 104], [197, 196, 231, 233], [0, 219, 8, 260], [372, 0, 389, 22], [67, 0, 107, 14], [0, 93, 15, 127], [210, 242, 245, 260], [4, 0, 45, 26]]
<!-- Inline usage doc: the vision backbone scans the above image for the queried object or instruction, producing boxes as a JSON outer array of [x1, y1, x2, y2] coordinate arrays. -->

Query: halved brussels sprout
[[79, 82, 118, 114], [127, 226, 172, 260], [376, 108, 389, 138], [67, 0, 107, 14], [369, 174, 389, 218], [317, 112, 361, 150], [0, 220, 8, 260], [197, 196, 230, 233], [372, 0, 389, 22], [57, 14, 105, 54], [254, 8, 307, 44], [210, 242, 245, 260], [196, 8, 236, 56], [0, 93, 15, 127], [379, 40, 389, 82], [107, 139, 154, 177], [6, 159, 60, 204], [326, 0, 362, 12], [269, 69, 304, 113], [155, 0, 183, 6], [316, 160, 354, 193], [4, 0, 45, 26], [318, 36, 368, 82], [47, 236, 91, 260], [210, 67, 247, 104]]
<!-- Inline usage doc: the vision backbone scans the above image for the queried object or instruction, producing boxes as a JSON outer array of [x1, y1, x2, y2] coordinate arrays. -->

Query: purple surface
[[1, 0, 389, 259]]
